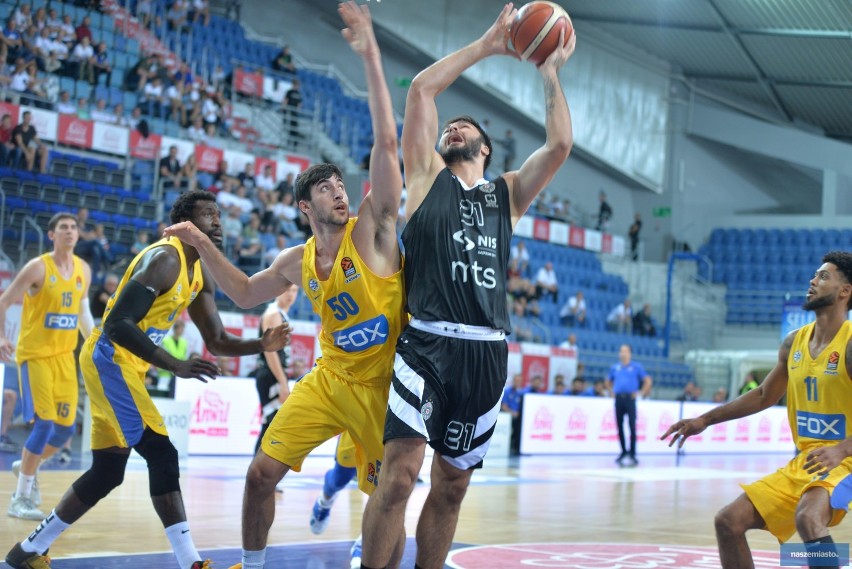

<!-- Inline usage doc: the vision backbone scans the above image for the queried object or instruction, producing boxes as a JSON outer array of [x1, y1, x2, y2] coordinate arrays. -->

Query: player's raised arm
[[505, 28, 574, 225], [340, 1, 402, 248], [77, 259, 95, 339], [164, 221, 302, 308], [403, 4, 518, 210]]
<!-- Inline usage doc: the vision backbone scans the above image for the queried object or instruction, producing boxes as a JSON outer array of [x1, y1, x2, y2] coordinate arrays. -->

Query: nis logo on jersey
[[44, 313, 78, 329], [797, 411, 845, 440], [332, 314, 389, 352]]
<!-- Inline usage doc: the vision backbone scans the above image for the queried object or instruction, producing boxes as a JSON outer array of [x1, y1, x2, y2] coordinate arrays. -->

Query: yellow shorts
[[742, 448, 852, 543], [261, 362, 388, 494], [18, 353, 78, 427], [80, 335, 168, 449], [336, 432, 357, 469]]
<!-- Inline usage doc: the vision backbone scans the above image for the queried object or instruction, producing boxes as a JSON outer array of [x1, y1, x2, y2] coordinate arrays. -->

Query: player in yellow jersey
[[165, 4, 406, 568], [4, 191, 290, 569], [663, 251, 852, 567], [0, 212, 93, 521]]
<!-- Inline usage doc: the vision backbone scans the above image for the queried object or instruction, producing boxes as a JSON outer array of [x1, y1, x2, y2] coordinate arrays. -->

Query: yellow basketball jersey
[[787, 320, 852, 452], [93, 237, 203, 375], [302, 218, 406, 385], [16, 253, 86, 362]]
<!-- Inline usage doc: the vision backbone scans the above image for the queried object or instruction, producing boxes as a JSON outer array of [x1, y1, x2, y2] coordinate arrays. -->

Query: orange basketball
[[510, 1, 573, 66]]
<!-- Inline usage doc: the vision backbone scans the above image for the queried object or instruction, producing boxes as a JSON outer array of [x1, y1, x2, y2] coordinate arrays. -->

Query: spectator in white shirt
[[607, 299, 633, 334], [90, 98, 116, 124], [46, 9, 62, 34], [264, 234, 287, 267], [270, 191, 303, 238], [510, 240, 530, 275], [216, 181, 253, 217], [55, 90, 76, 114], [113, 103, 130, 127], [255, 164, 276, 193], [57, 15, 76, 46], [70, 36, 95, 82], [191, 0, 210, 27], [560, 290, 587, 327], [165, 82, 185, 124], [187, 116, 206, 143], [141, 76, 165, 117], [34, 28, 56, 72], [201, 91, 221, 126], [558, 333, 578, 353], [534, 261, 559, 302], [8, 59, 30, 93], [13, 5, 32, 31]]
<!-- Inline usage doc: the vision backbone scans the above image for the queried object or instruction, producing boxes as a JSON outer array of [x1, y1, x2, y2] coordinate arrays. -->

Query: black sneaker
[[615, 452, 628, 464], [5, 542, 52, 569]]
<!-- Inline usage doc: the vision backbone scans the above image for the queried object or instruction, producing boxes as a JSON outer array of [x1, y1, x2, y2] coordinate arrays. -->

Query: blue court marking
[[0, 538, 462, 568]]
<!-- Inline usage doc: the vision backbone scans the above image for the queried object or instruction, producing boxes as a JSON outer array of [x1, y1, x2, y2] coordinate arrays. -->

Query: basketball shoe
[[309, 497, 332, 534], [5, 543, 51, 569], [190, 561, 213, 568], [11, 461, 41, 506], [8, 494, 44, 521], [350, 536, 363, 569]]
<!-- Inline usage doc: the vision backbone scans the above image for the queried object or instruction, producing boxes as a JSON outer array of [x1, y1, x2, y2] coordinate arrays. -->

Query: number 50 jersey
[[787, 320, 852, 453], [302, 218, 407, 386]]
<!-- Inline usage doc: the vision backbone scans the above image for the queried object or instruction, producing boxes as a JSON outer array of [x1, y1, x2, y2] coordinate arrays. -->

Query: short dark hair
[[823, 251, 852, 309], [170, 190, 217, 224], [443, 115, 492, 172], [295, 163, 342, 203], [49, 212, 77, 231]]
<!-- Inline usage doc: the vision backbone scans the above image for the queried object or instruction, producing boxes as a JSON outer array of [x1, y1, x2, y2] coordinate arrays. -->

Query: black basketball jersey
[[402, 168, 512, 332], [255, 307, 290, 413]]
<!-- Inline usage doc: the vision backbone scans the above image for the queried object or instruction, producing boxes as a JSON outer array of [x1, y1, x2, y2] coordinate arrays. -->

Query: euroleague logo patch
[[445, 543, 778, 568], [827, 351, 840, 374], [341, 256, 361, 283]]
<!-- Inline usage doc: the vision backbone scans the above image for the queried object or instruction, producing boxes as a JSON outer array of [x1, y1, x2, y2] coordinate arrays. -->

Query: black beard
[[803, 294, 834, 311], [440, 138, 483, 166]]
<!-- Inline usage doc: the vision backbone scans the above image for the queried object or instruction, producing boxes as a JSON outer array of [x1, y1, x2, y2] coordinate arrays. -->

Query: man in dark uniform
[[359, 5, 576, 568]]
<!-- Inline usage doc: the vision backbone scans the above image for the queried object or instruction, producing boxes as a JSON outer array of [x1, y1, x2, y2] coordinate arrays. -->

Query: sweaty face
[[306, 175, 349, 227], [191, 201, 223, 248]]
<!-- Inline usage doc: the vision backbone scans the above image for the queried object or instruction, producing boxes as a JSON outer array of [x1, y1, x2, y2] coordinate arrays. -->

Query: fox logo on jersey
[[797, 411, 845, 440], [44, 313, 78, 330], [332, 315, 389, 352]]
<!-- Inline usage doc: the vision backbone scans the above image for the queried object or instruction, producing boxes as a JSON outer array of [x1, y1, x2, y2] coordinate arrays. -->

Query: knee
[[47, 423, 74, 448], [714, 504, 745, 538], [73, 451, 128, 506], [795, 509, 827, 541], [245, 460, 280, 494], [24, 417, 55, 455], [433, 473, 470, 507], [377, 461, 419, 503], [134, 431, 180, 497]]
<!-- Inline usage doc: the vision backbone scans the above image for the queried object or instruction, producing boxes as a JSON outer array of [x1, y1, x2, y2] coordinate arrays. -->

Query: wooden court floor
[[1, 445, 844, 568]]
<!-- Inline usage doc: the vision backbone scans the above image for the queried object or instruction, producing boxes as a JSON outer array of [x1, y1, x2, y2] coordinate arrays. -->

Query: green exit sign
[[652, 207, 672, 218]]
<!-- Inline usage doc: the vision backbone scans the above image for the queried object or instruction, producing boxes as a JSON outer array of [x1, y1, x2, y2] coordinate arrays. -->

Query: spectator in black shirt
[[159, 144, 183, 188], [632, 303, 656, 337], [283, 79, 302, 147], [90, 273, 118, 322], [596, 190, 612, 231], [12, 110, 47, 172], [271, 45, 295, 74], [628, 212, 642, 261]]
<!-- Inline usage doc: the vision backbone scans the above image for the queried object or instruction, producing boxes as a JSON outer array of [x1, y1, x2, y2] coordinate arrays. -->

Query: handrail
[[0, 187, 13, 271], [19, 217, 45, 268]]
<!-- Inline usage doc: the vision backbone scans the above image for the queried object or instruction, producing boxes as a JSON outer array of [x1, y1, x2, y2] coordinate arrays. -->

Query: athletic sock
[[165, 521, 200, 568], [318, 492, 337, 508], [15, 473, 36, 498], [804, 536, 838, 568], [21, 510, 70, 554], [242, 548, 266, 569]]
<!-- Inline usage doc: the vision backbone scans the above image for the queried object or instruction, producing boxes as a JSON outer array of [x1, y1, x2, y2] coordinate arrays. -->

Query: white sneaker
[[350, 536, 362, 569], [8, 493, 45, 520], [309, 496, 332, 535], [11, 460, 41, 506]]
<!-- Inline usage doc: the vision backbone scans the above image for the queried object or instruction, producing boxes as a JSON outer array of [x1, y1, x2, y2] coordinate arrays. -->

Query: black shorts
[[384, 325, 508, 470]]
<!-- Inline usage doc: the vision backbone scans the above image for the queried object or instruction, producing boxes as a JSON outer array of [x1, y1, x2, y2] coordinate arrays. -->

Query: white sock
[[242, 548, 266, 569], [15, 473, 36, 499], [21, 510, 70, 554], [319, 493, 337, 508], [165, 521, 200, 568]]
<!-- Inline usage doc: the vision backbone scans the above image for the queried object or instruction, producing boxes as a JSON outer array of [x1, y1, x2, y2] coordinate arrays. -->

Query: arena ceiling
[[558, 0, 852, 141]]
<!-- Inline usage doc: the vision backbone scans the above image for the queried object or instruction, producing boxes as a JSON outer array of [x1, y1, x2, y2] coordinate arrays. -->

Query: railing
[[19, 217, 44, 268], [0, 187, 14, 271]]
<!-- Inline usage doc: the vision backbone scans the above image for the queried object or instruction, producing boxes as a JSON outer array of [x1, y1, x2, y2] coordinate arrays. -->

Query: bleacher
[[699, 228, 852, 325]]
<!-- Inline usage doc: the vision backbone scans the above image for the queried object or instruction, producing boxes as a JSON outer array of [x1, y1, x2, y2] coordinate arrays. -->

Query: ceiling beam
[[688, 73, 852, 90], [570, 14, 852, 40], [704, 0, 792, 122]]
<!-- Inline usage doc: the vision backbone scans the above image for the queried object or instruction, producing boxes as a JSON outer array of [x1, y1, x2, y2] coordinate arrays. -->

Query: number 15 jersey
[[302, 218, 406, 386], [787, 320, 852, 453]]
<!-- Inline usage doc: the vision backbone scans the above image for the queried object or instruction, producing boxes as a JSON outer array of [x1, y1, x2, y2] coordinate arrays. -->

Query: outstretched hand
[[339, 1, 377, 58], [260, 322, 292, 353], [660, 417, 708, 449], [480, 3, 520, 59], [173, 357, 221, 384], [163, 221, 207, 248], [538, 27, 576, 73]]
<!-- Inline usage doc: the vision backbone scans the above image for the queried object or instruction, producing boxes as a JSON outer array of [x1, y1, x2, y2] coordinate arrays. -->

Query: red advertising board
[[57, 115, 93, 148], [129, 129, 162, 160], [234, 68, 264, 98], [195, 144, 224, 173]]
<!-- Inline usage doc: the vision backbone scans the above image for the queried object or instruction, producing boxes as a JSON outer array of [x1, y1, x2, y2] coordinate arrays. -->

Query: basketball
[[510, 1, 573, 66]]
